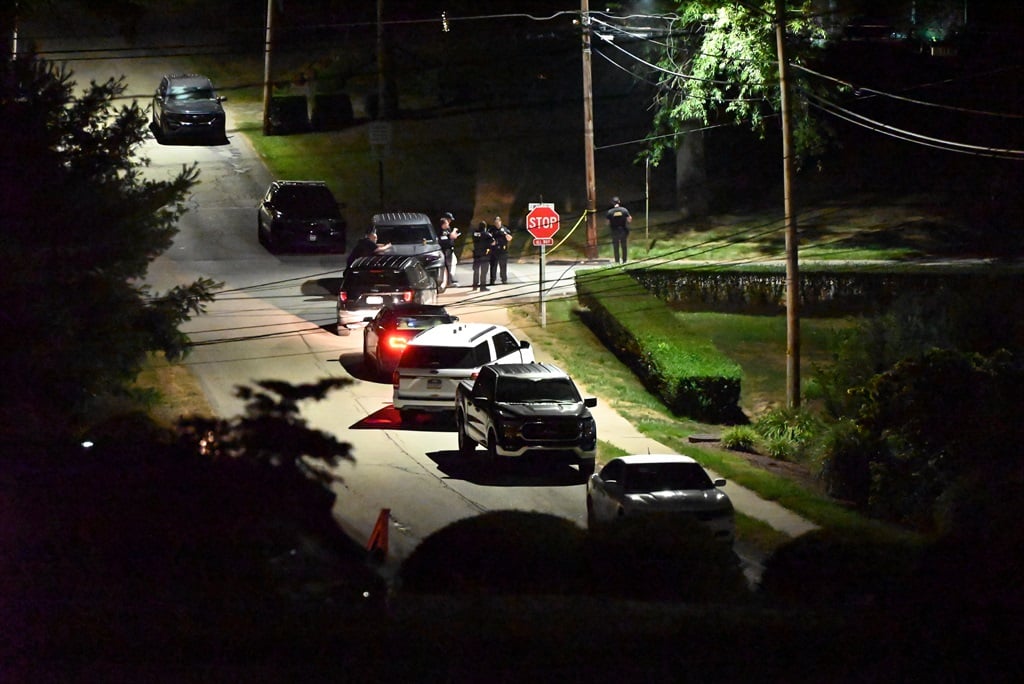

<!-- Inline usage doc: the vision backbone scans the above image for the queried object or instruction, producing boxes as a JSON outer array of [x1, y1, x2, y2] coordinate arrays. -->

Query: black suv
[[337, 255, 438, 335], [152, 74, 227, 142], [372, 213, 448, 291], [257, 181, 347, 253]]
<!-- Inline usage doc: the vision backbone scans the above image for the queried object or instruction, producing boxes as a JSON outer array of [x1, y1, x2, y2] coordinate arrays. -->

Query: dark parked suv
[[372, 213, 448, 291], [152, 73, 227, 142], [257, 181, 346, 253], [337, 255, 438, 335]]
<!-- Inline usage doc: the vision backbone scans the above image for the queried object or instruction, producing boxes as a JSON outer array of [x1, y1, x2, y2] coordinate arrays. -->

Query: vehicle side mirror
[[363, 316, 374, 323], [218, 95, 228, 103], [584, 397, 597, 408], [520, 340, 531, 349], [714, 478, 726, 487]]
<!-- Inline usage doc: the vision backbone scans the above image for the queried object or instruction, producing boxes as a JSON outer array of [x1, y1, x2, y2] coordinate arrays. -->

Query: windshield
[[347, 269, 407, 287], [274, 187, 338, 217], [168, 86, 215, 101], [394, 315, 453, 330], [498, 377, 580, 403], [375, 224, 437, 245], [624, 463, 713, 493]]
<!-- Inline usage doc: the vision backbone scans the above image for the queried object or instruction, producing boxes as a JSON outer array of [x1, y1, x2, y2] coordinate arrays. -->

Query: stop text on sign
[[525, 204, 560, 241]]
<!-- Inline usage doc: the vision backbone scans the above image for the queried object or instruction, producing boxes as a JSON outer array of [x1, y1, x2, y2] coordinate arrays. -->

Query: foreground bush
[[399, 511, 589, 595], [399, 511, 748, 603]]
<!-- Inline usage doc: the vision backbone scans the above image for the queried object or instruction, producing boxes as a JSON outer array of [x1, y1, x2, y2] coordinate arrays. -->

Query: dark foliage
[[400, 510, 748, 604], [399, 511, 589, 595], [584, 514, 749, 603], [759, 528, 924, 607], [3, 392, 381, 681], [0, 54, 217, 444]]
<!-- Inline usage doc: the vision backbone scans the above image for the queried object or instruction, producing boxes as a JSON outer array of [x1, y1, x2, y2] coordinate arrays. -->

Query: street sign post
[[527, 203, 559, 328]]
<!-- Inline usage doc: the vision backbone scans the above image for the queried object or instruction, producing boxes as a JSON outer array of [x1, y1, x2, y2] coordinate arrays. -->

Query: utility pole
[[261, 0, 274, 135], [775, 0, 801, 408], [581, 0, 598, 259]]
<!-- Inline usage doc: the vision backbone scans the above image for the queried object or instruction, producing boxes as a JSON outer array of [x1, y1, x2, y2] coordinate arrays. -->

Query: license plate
[[427, 378, 442, 390], [366, 296, 383, 305], [308, 233, 318, 242]]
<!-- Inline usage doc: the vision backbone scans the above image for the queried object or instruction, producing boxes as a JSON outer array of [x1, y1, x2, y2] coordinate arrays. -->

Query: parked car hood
[[164, 99, 223, 116], [625, 489, 731, 512], [495, 402, 590, 418]]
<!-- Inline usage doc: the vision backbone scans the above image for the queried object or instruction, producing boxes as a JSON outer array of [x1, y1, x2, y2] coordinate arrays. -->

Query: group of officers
[[439, 213, 512, 291], [434, 197, 633, 289]]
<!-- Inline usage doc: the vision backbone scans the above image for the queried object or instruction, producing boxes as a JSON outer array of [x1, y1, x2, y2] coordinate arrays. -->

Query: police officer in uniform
[[471, 220, 495, 291], [488, 215, 512, 285], [606, 196, 632, 264]]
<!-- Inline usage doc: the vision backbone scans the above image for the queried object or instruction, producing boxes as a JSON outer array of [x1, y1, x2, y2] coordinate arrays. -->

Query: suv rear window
[[274, 186, 338, 216], [346, 268, 408, 287], [401, 343, 489, 369]]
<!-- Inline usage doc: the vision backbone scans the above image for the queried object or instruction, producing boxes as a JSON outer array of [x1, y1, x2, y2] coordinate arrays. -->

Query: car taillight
[[339, 291, 348, 303], [385, 335, 408, 351], [392, 370, 400, 388], [402, 290, 414, 302]]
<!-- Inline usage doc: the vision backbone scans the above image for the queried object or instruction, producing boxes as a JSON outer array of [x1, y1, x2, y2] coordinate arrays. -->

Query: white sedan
[[586, 454, 735, 542]]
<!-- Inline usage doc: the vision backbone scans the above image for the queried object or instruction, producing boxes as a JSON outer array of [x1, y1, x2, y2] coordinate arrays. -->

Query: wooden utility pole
[[775, 0, 801, 408], [581, 0, 598, 259], [261, 0, 274, 135]]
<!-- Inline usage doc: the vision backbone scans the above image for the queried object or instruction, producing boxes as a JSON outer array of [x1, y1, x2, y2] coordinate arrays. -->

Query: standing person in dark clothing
[[488, 215, 512, 285], [438, 212, 461, 286], [606, 196, 632, 264], [346, 228, 391, 270], [471, 220, 494, 291]]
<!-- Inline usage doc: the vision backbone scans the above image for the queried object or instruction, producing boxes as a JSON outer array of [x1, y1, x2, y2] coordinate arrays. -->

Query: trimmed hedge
[[576, 270, 743, 422], [632, 266, 1024, 317]]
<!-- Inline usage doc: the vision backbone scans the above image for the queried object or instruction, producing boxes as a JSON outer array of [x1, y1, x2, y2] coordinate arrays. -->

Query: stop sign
[[526, 205, 560, 240]]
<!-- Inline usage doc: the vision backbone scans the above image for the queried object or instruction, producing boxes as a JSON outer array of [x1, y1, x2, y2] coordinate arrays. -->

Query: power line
[[805, 91, 1024, 159], [793, 63, 1024, 119]]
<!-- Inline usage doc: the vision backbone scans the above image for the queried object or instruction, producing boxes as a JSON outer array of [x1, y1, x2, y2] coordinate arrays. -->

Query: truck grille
[[522, 420, 579, 441]]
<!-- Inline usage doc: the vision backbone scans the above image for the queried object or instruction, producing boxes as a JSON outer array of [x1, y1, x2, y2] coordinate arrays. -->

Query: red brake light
[[385, 335, 408, 351], [339, 291, 348, 303], [402, 290, 414, 302]]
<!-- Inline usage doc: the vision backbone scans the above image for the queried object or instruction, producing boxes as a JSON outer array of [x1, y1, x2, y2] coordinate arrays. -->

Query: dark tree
[[0, 54, 217, 447]]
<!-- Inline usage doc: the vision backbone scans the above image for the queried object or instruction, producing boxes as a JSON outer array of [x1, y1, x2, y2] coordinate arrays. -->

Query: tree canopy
[[0, 54, 217, 447], [648, 1, 834, 166]]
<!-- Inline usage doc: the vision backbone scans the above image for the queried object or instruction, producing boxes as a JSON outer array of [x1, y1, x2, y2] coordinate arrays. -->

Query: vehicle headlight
[[581, 418, 596, 438]]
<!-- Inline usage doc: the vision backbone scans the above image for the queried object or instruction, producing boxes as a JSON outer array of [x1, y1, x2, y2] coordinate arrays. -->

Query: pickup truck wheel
[[457, 412, 475, 456], [486, 431, 503, 469]]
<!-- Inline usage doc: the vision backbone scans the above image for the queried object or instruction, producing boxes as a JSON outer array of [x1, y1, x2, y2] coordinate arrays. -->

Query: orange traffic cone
[[366, 508, 390, 562]]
